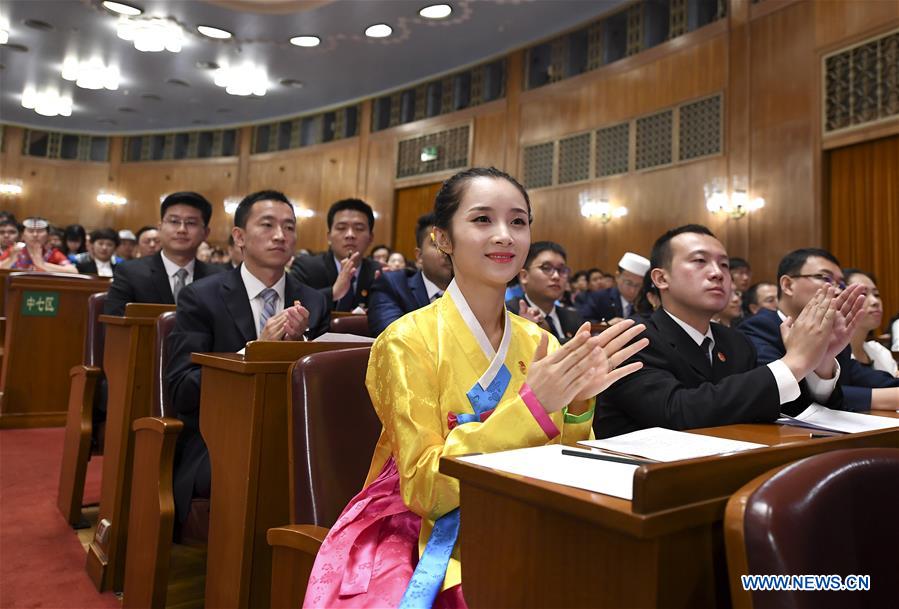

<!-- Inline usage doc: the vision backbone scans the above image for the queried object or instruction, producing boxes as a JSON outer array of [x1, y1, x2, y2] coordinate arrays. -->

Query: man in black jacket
[[103, 192, 222, 315], [75, 228, 119, 277], [577, 252, 649, 323], [166, 190, 330, 523], [595, 224, 863, 439], [289, 198, 380, 311]]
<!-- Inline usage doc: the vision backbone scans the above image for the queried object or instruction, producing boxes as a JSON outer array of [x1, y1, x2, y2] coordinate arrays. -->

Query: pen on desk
[[809, 433, 835, 438], [561, 448, 650, 466]]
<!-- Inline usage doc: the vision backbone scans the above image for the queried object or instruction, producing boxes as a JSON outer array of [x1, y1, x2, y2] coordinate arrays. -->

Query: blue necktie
[[258, 288, 278, 334]]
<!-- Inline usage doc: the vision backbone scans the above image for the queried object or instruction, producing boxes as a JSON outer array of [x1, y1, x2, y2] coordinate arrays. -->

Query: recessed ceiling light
[[141, 93, 162, 101], [289, 35, 320, 47], [102, 1, 142, 16], [197, 25, 232, 39], [365, 23, 392, 38], [166, 78, 190, 87], [196, 60, 220, 70], [23, 19, 54, 31], [279, 78, 304, 88], [4, 43, 28, 52], [419, 4, 452, 19]]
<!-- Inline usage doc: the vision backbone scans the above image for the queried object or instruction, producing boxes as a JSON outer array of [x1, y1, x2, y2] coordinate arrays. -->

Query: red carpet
[[0, 428, 120, 608]]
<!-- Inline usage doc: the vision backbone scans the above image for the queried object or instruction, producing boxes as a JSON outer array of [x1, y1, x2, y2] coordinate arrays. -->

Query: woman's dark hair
[[89, 227, 120, 247], [433, 167, 532, 234], [843, 268, 877, 286], [633, 271, 660, 316], [63, 224, 87, 254]]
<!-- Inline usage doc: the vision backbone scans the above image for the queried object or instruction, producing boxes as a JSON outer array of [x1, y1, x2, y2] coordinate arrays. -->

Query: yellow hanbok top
[[363, 280, 594, 590]]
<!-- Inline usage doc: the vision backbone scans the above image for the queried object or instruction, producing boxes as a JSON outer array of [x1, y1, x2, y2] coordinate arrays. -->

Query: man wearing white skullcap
[[577, 251, 650, 324]]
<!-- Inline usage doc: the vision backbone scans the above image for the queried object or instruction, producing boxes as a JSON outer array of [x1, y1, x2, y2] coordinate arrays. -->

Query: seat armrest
[[267, 525, 329, 609], [267, 524, 329, 552]]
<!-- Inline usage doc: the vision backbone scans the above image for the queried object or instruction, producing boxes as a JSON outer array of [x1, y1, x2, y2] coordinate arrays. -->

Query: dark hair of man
[[524, 241, 567, 269], [843, 268, 877, 286], [327, 198, 375, 232], [371, 243, 390, 255], [49, 226, 64, 239], [586, 268, 603, 280], [414, 213, 437, 248], [227, 234, 235, 247], [775, 248, 841, 298], [233, 190, 293, 229], [729, 257, 750, 271], [571, 270, 588, 284], [160, 191, 213, 226], [135, 225, 157, 241], [649, 224, 716, 274], [0, 210, 15, 224], [0, 218, 19, 231], [63, 224, 87, 254], [90, 227, 120, 247], [634, 271, 660, 316], [742, 282, 769, 316], [433, 167, 531, 236]]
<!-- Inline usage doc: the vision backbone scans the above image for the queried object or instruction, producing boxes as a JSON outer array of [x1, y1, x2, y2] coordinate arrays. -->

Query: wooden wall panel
[[363, 136, 398, 248], [471, 111, 508, 170], [813, 0, 899, 50], [393, 182, 442, 261]]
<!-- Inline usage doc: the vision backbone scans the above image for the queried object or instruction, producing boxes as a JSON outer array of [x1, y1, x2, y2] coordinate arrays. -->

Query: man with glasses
[[104, 192, 222, 316], [739, 248, 899, 411], [507, 241, 584, 343], [368, 213, 453, 336], [578, 252, 650, 324]]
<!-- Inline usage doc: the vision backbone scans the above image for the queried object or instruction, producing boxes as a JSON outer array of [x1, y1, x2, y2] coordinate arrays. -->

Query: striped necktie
[[172, 268, 188, 303], [258, 288, 279, 334]]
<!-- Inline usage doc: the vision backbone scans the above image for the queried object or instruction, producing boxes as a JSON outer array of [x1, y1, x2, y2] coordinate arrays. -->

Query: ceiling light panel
[[0, 29, 7, 45], [22, 87, 73, 117], [117, 17, 184, 52], [365, 23, 392, 38], [62, 56, 120, 90], [213, 63, 268, 96], [197, 25, 232, 39], [289, 35, 320, 47], [102, 1, 142, 16], [419, 4, 453, 19]]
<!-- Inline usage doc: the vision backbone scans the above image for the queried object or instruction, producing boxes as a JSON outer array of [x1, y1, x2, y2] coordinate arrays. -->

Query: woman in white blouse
[[845, 269, 898, 377]]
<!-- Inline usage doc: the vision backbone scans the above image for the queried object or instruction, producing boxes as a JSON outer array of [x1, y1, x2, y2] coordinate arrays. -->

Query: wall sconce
[[97, 191, 127, 206], [223, 196, 240, 215], [580, 194, 627, 223], [0, 179, 24, 196], [295, 208, 314, 219], [705, 177, 765, 219]]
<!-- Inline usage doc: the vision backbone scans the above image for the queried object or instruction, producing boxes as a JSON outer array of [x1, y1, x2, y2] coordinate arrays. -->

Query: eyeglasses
[[789, 273, 847, 290], [619, 277, 641, 289], [532, 263, 570, 278], [163, 216, 203, 229]]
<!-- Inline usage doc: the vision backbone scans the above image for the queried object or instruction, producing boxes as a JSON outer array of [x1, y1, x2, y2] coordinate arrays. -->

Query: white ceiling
[[0, 0, 628, 135]]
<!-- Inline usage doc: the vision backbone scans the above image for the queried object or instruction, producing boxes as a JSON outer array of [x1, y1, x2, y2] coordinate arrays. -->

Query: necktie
[[336, 275, 357, 311], [431, 291, 443, 302], [625, 302, 634, 318], [172, 268, 188, 303], [701, 337, 713, 366], [547, 314, 563, 340], [258, 288, 279, 334]]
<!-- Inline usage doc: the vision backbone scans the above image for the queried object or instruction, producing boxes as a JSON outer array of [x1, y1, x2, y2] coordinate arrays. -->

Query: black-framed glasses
[[532, 263, 570, 278], [789, 273, 847, 290]]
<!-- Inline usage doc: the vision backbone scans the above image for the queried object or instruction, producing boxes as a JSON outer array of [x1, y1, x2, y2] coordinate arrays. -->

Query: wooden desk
[[441, 414, 899, 609], [0, 268, 12, 315], [0, 273, 110, 428], [196, 340, 371, 609], [86, 304, 176, 593]]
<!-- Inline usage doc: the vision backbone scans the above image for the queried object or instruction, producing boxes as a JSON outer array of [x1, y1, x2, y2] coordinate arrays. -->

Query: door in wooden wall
[[393, 182, 442, 261], [825, 134, 898, 333]]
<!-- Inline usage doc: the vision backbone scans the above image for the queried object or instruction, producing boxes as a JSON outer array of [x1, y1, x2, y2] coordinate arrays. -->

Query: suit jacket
[[75, 257, 117, 276], [103, 252, 222, 316], [288, 250, 378, 311], [578, 286, 628, 322], [165, 267, 330, 521], [505, 297, 585, 343], [738, 308, 899, 411], [368, 268, 433, 336], [594, 308, 837, 439]]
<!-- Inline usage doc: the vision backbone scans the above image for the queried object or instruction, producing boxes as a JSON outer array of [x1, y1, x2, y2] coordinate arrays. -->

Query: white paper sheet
[[458, 444, 637, 500], [578, 427, 767, 462], [778, 404, 899, 434], [311, 332, 375, 343]]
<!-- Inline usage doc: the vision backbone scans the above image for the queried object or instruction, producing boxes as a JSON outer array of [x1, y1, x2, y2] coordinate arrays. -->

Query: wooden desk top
[[191, 340, 372, 373]]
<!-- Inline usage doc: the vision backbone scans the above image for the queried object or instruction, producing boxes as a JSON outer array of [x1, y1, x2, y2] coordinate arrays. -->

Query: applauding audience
[[844, 269, 897, 376], [1, 217, 76, 273]]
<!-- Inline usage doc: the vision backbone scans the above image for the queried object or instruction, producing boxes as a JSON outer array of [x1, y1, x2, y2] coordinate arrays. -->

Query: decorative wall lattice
[[22, 129, 109, 162], [669, 0, 687, 39], [679, 95, 722, 161], [824, 29, 899, 133], [396, 125, 470, 179], [635, 110, 673, 170], [522, 142, 555, 189], [558, 133, 592, 184], [596, 123, 630, 177]]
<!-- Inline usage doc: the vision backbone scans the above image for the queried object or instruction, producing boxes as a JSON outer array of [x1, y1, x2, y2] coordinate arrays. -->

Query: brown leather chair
[[57, 291, 108, 526], [724, 448, 899, 609], [122, 311, 185, 609], [329, 313, 371, 337], [267, 346, 379, 609]]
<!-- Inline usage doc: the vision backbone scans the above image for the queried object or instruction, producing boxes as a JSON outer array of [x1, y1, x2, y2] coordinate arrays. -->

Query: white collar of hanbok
[[445, 279, 512, 390]]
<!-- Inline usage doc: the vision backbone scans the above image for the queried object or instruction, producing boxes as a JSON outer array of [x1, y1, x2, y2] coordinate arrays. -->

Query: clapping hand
[[332, 251, 361, 301], [259, 300, 310, 341]]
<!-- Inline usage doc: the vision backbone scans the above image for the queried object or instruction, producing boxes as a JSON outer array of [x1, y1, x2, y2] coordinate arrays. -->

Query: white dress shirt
[[95, 259, 114, 277], [160, 251, 196, 293], [855, 341, 899, 377], [525, 293, 564, 339], [421, 272, 445, 302], [241, 264, 286, 339]]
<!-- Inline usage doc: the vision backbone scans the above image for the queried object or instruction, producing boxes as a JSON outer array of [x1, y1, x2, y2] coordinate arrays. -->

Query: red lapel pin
[[717, 351, 726, 363]]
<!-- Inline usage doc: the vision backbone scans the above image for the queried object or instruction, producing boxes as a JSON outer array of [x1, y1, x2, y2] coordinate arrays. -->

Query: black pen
[[561, 448, 650, 466]]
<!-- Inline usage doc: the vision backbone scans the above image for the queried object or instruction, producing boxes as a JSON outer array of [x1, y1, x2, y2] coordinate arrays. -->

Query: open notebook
[[578, 427, 767, 462], [777, 404, 899, 434]]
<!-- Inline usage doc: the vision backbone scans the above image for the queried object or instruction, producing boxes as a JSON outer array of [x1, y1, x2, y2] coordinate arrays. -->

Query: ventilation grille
[[679, 94, 722, 160], [522, 142, 555, 189], [596, 122, 630, 177], [635, 110, 673, 170], [396, 125, 470, 179], [558, 133, 591, 184]]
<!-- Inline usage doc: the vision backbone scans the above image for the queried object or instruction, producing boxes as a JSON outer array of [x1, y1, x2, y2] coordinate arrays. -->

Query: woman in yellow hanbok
[[304, 167, 648, 609]]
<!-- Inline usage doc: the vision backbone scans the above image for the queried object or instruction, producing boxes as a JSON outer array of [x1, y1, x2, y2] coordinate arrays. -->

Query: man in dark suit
[[289, 198, 380, 311], [506, 241, 585, 344], [166, 190, 330, 524], [75, 228, 119, 277], [578, 252, 650, 323], [103, 192, 222, 316], [595, 225, 861, 439], [368, 213, 453, 336], [739, 248, 899, 411]]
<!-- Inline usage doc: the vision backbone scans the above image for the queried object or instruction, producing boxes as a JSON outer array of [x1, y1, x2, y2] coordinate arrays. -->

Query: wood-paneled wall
[[0, 0, 895, 283]]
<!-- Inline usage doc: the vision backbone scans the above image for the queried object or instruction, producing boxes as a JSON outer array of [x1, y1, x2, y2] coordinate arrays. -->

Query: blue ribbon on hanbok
[[398, 364, 512, 609]]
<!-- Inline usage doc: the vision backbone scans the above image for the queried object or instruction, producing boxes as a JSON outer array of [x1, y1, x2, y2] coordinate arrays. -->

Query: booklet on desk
[[578, 427, 767, 462], [777, 404, 899, 434], [458, 445, 638, 500]]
